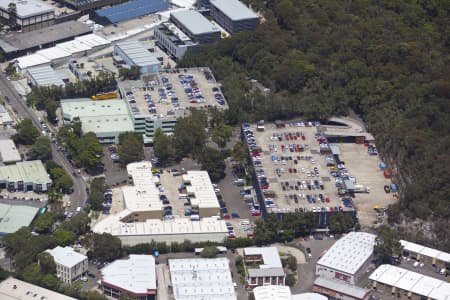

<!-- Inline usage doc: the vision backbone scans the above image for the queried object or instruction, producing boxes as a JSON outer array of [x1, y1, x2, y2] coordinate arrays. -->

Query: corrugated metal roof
[[115, 40, 159, 67], [0, 160, 51, 184], [210, 0, 258, 21], [171, 10, 220, 35], [314, 277, 369, 299], [0, 203, 40, 234], [0, 0, 53, 18], [27, 65, 64, 86]]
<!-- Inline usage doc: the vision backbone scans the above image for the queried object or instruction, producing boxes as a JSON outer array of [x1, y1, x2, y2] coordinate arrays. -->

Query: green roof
[[0, 204, 40, 235]]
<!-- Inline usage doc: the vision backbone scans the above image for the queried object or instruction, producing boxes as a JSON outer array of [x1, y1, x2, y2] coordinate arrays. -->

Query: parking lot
[[245, 122, 350, 214]]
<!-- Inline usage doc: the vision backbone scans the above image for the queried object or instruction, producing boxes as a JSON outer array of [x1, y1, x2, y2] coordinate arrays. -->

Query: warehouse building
[[0, 139, 21, 164], [170, 10, 221, 44], [45, 246, 88, 284], [61, 98, 134, 144], [0, 0, 55, 32], [0, 21, 92, 60], [91, 0, 169, 25], [154, 22, 197, 60], [0, 203, 40, 237], [400, 240, 450, 269], [253, 285, 328, 300], [169, 257, 236, 300], [210, 0, 259, 33], [243, 247, 286, 289], [0, 277, 77, 300], [100, 255, 156, 300], [316, 232, 376, 284], [312, 277, 371, 300], [26, 65, 65, 87], [369, 264, 450, 300], [0, 160, 51, 192], [182, 171, 220, 217], [114, 40, 161, 74], [0, 105, 13, 127]]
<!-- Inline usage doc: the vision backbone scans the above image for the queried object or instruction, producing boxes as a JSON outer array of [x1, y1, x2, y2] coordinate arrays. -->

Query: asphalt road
[[0, 75, 87, 212]]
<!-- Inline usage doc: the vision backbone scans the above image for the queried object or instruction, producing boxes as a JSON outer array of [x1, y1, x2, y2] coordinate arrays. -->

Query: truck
[[91, 92, 118, 100]]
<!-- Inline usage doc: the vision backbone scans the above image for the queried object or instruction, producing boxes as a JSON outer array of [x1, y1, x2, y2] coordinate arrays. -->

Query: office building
[[0, 160, 51, 192], [369, 264, 450, 300], [400, 240, 450, 269], [45, 246, 88, 284], [0, 0, 54, 32], [61, 98, 135, 144], [169, 257, 236, 300], [0, 139, 21, 164], [0, 277, 76, 300], [0, 203, 40, 238], [170, 10, 221, 44], [114, 40, 161, 74], [100, 255, 156, 300], [154, 22, 197, 60], [312, 277, 372, 300], [243, 247, 286, 289], [316, 232, 376, 284], [210, 0, 259, 33]]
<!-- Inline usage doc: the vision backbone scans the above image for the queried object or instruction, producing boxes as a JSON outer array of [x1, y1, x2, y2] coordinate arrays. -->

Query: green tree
[[60, 213, 90, 235], [79, 132, 103, 173], [285, 273, 296, 286], [37, 252, 56, 275], [89, 177, 108, 211], [33, 213, 55, 234], [329, 213, 355, 234], [50, 167, 73, 194], [40, 274, 60, 290], [72, 117, 82, 138], [53, 229, 76, 246], [13, 118, 40, 145], [20, 263, 42, 284], [210, 124, 234, 148], [5, 62, 16, 76], [79, 291, 108, 300], [200, 246, 219, 258], [89, 233, 122, 262], [153, 128, 176, 166], [198, 147, 226, 182], [173, 110, 207, 157], [28, 137, 52, 161], [374, 225, 403, 265], [118, 132, 144, 165]]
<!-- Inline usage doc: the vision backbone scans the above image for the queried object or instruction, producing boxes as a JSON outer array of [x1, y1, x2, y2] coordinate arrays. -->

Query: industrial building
[[45, 246, 88, 284], [91, 0, 169, 25], [0, 203, 40, 237], [210, 0, 259, 33], [61, 98, 134, 144], [0, 277, 77, 300], [154, 22, 197, 60], [0, 105, 13, 127], [369, 264, 450, 300], [26, 65, 65, 87], [182, 171, 221, 217], [312, 277, 372, 300], [253, 285, 328, 300], [169, 257, 236, 300], [0, 139, 21, 164], [114, 40, 161, 74], [243, 247, 286, 289], [170, 10, 221, 44], [100, 255, 156, 300], [0, 21, 92, 60], [400, 240, 450, 269], [0, 160, 51, 192], [316, 232, 376, 284], [0, 0, 55, 32]]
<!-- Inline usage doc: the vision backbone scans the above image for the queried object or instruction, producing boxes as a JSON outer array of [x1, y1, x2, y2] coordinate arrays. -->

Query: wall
[[117, 232, 227, 246]]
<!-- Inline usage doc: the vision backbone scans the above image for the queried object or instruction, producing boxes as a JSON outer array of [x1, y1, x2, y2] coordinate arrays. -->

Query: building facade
[[400, 240, 450, 269], [114, 40, 161, 74], [209, 0, 259, 33], [170, 10, 221, 44], [243, 247, 286, 289], [0, 0, 55, 32], [0, 160, 51, 192], [132, 113, 177, 143], [154, 22, 197, 60], [312, 277, 372, 300], [45, 246, 88, 284]]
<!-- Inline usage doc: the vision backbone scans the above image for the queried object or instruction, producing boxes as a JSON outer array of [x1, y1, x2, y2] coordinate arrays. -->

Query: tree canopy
[[118, 132, 144, 165], [28, 137, 52, 161], [13, 118, 40, 145]]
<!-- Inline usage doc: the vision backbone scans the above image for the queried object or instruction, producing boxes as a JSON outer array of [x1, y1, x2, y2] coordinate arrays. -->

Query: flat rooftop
[[0, 277, 76, 300], [169, 257, 236, 300], [171, 10, 220, 35], [0, 203, 40, 235], [244, 247, 282, 268], [253, 285, 291, 300], [210, 0, 259, 21], [45, 246, 87, 268], [0, 139, 21, 163], [183, 171, 220, 209], [101, 255, 156, 294], [0, 160, 51, 184], [317, 232, 376, 275], [400, 240, 450, 263], [0, 104, 13, 124], [116, 40, 160, 67], [369, 264, 450, 300], [60, 98, 134, 135], [157, 22, 196, 46], [0, 0, 53, 19], [1, 21, 92, 53], [313, 277, 370, 299]]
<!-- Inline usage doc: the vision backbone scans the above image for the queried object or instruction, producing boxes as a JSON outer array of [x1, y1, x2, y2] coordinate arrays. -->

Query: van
[[439, 268, 446, 275], [76, 206, 82, 213]]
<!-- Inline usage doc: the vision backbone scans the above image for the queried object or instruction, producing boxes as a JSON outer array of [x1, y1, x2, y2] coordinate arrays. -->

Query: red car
[[251, 211, 261, 216], [228, 233, 236, 238], [325, 197, 330, 203], [223, 214, 231, 219]]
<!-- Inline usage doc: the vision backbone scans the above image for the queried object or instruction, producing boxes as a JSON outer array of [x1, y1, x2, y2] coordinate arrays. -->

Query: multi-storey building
[[210, 0, 259, 33], [45, 246, 88, 284]]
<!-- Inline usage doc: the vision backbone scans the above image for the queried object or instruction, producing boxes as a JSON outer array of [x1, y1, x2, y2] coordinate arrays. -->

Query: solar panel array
[[95, 0, 170, 24]]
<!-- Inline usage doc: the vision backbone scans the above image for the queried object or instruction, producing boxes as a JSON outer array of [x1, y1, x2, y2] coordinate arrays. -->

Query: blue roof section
[[95, 0, 169, 24]]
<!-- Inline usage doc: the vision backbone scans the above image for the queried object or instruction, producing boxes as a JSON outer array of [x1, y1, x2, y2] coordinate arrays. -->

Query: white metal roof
[[171, 10, 220, 35], [210, 0, 259, 21], [75, 33, 110, 48], [27, 65, 64, 87], [56, 40, 91, 55], [291, 293, 328, 300], [36, 47, 71, 61], [115, 40, 159, 67], [16, 53, 50, 69], [0, 139, 21, 163], [313, 277, 370, 299], [45, 246, 87, 268], [101, 255, 156, 294], [169, 257, 236, 300], [0, 277, 76, 300], [253, 285, 291, 300], [183, 171, 220, 209], [0, 105, 13, 125], [317, 232, 376, 275], [400, 240, 450, 263], [0, 0, 53, 19], [369, 264, 450, 300], [243, 247, 282, 268]]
